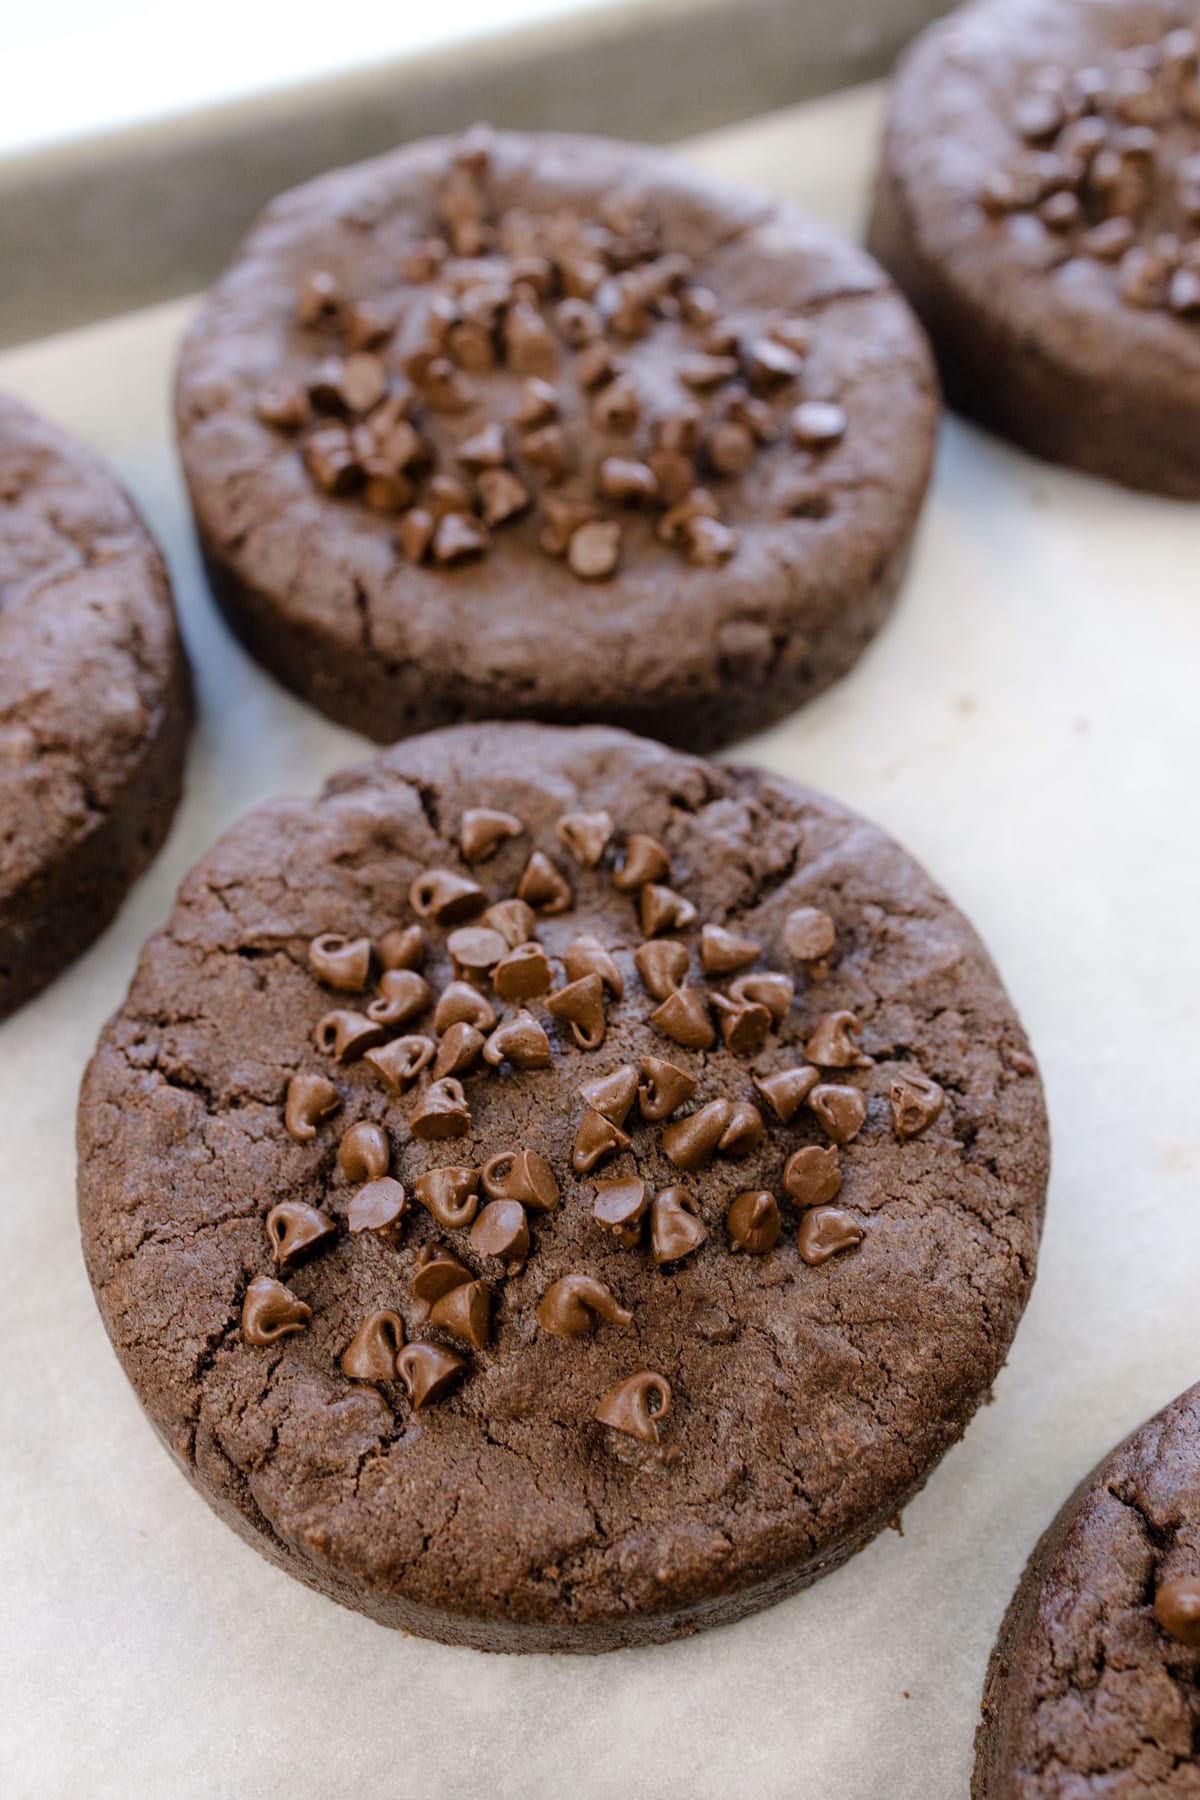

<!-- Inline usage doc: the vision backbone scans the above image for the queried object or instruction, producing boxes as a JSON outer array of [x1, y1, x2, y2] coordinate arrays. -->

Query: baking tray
[[0, 0, 953, 347], [3, 72, 1200, 1800]]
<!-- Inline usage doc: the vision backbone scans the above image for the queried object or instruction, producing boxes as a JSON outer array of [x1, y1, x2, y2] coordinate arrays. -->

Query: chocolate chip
[[637, 1055, 697, 1122], [481, 898, 537, 950], [314, 1009, 386, 1063], [546, 972, 608, 1050], [680, 284, 720, 326], [1040, 190, 1081, 231], [572, 1107, 631, 1173], [563, 934, 624, 1000], [655, 404, 704, 455], [791, 401, 846, 448], [508, 374, 559, 431], [469, 1198, 530, 1267], [556, 297, 603, 344], [1154, 1577, 1200, 1647], [555, 810, 613, 868], [432, 1020, 486, 1079], [705, 420, 756, 477], [783, 906, 836, 961], [730, 971, 793, 1025], [414, 1166, 480, 1229], [482, 1009, 552, 1070], [682, 516, 738, 567], [680, 353, 739, 388], [713, 995, 772, 1056], [423, 358, 477, 413], [365, 968, 431, 1027], [481, 1148, 559, 1211], [575, 340, 620, 389], [650, 1187, 708, 1264], [726, 1190, 781, 1255], [308, 932, 373, 991], [613, 833, 672, 891], [639, 884, 698, 937], [432, 512, 488, 565], [537, 497, 597, 557], [597, 458, 659, 504], [1013, 89, 1065, 141], [521, 423, 571, 483], [770, 316, 811, 356], [255, 378, 312, 431], [347, 1176, 408, 1237], [429, 1278, 491, 1350], [338, 1120, 391, 1183], [296, 269, 343, 328], [447, 926, 509, 980], [410, 1077, 472, 1140], [266, 1201, 338, 1267], [402, 239, 448, 283], [477, 467, 532, 527], [718, 1101, 764, 1157], [505, 301, 558, 376], [592, 1176, 649, 1241], [332, 351, 391, 414], [341, 1309, 405, 1382], [568, 520, 622, 581], [595, 1370, 672, 1443], [516, 850, 573, 914], [493, 942, 553, 1001], [634, 938, 689, 999], [744, 337, 803, 389], [396, 1342, 468, 1408], [809, 1082, 867, 1144], [458, 807, 523, 863], [591, 379, 642, 433], [783, 1143, 843, 1209], [661, 1099, 733, 1173], [1169, 267, 1200, 316], [578, 1064, 638, 1128], [754, 1065, 819, 1124], [890, 1070, 945, 1141], [284, 1072, 342, 1142], [363, 1034, 436, 1093], [805, 1010, 872, 1069], [434, 980, 497, 1035], [409, 868, 485, 924], [241, 1276, 311, 1345], [650, 986, 715, 1050], [455, 423, 507, 469], [398, 507, 436, 563], [537, 1275, 632, 1336], [647, 448, 695, 506], [798, 1206, 863, 1266], [656, 487, 719, 546]]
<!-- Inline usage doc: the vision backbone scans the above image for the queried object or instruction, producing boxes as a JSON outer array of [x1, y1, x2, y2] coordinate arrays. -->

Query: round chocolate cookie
[[176, 127, 937, 751], [78, 723, 1047, 1652], [870, 0, 1200, 496], [0, 393, 190, 1019], [975, 1384, 1200, 1795]]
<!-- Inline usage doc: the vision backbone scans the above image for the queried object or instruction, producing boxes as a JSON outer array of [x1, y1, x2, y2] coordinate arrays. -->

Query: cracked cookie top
[[78, 723, 1048, 1651], [175, 128, 937, 746], [976, 1382, 1200, 1796], [0, 393, 181, 906]]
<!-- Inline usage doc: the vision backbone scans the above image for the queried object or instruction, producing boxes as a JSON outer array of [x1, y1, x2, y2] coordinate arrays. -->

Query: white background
[[1, 82, 1198, 1799]]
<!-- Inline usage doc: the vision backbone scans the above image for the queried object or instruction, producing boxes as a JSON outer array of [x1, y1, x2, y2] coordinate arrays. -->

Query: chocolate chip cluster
[[982, 24, 1200, 317], [240, 801, 944, 1450], [253, 126, 847, 581]]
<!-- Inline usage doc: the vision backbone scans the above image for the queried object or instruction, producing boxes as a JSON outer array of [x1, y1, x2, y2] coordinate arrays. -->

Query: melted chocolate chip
[[578, 1064, 638, 1127], [432, 1020, 486, 1078], [661, 1100, 732, 1173], [594, 1370, 673, 1443], [365, 968, 431, 1027], [516, 850, 573, 914], [459, 806, 524, 861], [1154, 1576, 1200, 1647], [573, 1107, 631, 1174], [396, 1342, 468, 1408], [563, 934, 624, 1000], [612, 833, 672, 891], [470, 1199, 530, 1266], [308, 932, 373, 991], [409, 868, 485, 924], [592, 1176, 650, 1240], [341, 1309, 405, 1382], [314, 1009, 386, 1063], [414, 1166, 480, 1230], [555, 810, 614, 868], [493, 942, 553, 1001], [364, 1034, 436, 1092], [650, 986, 715, 1050], [338, 1120, 391, 1183], [890, 1070, 945, 1140], [635, 938, 690, 999], [726, 1190, 782, 1255], [429, 1278, 491, 1350], [410, 1077, 473, 1139], [266, 1201, 338, 1268], [347, 1176, 408, 1238], [546, 972, 608, 1049], [412, 1245, 473, 1303], [798, 1206, 863, 1266], [434, 981, 497, 1034], [481, 1148, 559, 1211], [809, 1083, 868, 1144], [241, 1276, 312, 1345], [482, 1010, 552, 1070], [754, 1065, 819, 1124], [637, 1055, 697, 1121], [700, 923, 761, 974], [783, 1143, 843, 1209], [537, 1274, 633, 1336]]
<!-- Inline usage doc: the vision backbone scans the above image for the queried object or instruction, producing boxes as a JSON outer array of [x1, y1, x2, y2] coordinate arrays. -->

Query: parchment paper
[[2, 86, 1198, 1799]]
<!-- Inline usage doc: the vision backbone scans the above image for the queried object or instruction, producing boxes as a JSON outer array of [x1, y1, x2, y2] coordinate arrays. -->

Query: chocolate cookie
[[0, 394, 190, 1019], [78, 723, 1047, 1652], [975, 1383, 1200, 1794], [870, 0, 1200, 496], [176, 127, 937, 751]]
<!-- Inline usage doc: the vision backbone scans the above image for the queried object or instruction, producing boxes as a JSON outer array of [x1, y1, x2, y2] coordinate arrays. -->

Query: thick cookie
[[870, 0, 1200, 496], [176, 127, 937, 751], [78, 723, 1047, 1652], [975, 1383, 1200, 1795], [0, 394, 190, 1018]]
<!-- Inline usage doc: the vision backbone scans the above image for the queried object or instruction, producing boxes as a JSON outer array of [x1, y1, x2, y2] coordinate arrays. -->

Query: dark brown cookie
[[176, 127, 937, 751], [78, 723, 1047, 1652], [975, 1383, 1200, 1795], [870, 0, 1200, 496], [0, 393, 190, 1019]]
